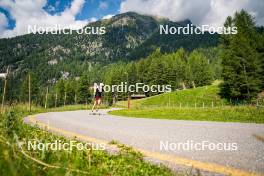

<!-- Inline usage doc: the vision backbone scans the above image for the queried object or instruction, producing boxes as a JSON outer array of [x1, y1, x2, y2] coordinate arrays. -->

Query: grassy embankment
[[111, 85, 264, 123], [0, 104, 175, 176]]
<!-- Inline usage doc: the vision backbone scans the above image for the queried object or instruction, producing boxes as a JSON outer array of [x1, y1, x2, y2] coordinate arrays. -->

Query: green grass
[[112, 84, 264, 123], [110, 106, 264, 123], [6, 103, 109, 113], [0, 105, 175, 176], [141, 85, 226, 107], [117, 84, 231, 109]]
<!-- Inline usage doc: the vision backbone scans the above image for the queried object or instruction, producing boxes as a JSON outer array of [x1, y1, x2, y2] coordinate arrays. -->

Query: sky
[[0, 0, 264, 38]]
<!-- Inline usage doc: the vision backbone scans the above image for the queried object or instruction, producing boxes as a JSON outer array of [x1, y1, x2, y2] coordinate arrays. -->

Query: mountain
[[0, 12, 219, 83]]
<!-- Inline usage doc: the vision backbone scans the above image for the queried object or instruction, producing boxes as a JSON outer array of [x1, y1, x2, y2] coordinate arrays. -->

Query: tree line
[[10, 47, 218, 107]]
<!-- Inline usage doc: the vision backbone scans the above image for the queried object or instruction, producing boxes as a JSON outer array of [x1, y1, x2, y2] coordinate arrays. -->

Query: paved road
[[25, 109, 264, 175]]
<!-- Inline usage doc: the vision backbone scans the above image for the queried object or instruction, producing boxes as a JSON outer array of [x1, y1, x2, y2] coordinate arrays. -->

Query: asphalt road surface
[[25, 109, 264, 175]]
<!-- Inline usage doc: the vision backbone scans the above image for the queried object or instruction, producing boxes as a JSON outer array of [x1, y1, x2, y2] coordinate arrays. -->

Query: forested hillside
[[0, 12, 218, 82], [0, 12, 219, 105], [0, 10, 263, 107]]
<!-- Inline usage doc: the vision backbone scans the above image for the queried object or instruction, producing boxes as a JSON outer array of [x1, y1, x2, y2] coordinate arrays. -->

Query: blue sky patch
[[0, 7, 16, 30], [42, 0, 122, 20]]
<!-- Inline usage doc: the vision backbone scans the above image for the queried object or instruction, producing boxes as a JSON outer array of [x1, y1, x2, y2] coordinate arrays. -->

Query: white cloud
[[102, 14, 114, 20], [90, 17, 97, 22], [99, 1, 108, 10], [120, 0, 264, 27], [0, 13, 8, 34], [0, 0, 90, 38]]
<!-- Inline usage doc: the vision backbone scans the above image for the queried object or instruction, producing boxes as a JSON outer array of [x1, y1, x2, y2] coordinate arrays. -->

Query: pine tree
[[220, 10, 262, 101], [172, 48, 188, 88], [256, 27, 264, 89], [55, 80, 65, 106], [77, 75, 91, 104], [147, 56, 168, 95], [127, 62, 137, 85], [137, 59, 148, 84], [187, 50, 213, 87], [65, 80, 76, 104]]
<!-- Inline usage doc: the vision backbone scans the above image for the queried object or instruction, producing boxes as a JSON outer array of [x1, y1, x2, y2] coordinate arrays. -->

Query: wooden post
[[1, 78, 7, 113], [45, 87, 49, 109], [74, 93, 77, 104], [87, 145, 93, 169], [28, 74, 31, 112], [55, 93, 57, 108], [168, 94, 170, 107], [182, 82, 186, 90], [127, 96, 130, 109], [113, 94, 115, 105], [203, 102, 205, 108], [64, 92, 67, 106], [192, 81, 196, 88], [1, 67, 10, 114]]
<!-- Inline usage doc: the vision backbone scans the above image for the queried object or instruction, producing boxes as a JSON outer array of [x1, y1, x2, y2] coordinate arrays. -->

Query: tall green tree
[[65, 80, 76, 104], [187, 50, 213, 87], [55, 80, 65, 106], [256, 27, 264, 89], [77, 75, 91, 104], [220, 10, 262, 100], [172, 48, 188, 88]]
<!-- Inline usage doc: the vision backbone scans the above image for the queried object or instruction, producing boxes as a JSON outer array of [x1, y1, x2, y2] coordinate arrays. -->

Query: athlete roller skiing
[[91, 82, 104, 114]]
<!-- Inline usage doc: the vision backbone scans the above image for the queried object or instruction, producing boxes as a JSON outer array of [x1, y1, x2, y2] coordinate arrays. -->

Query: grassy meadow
[[110, 106, 264, 123], [111, 84, 264, 123], [0, 105, 175, 176]]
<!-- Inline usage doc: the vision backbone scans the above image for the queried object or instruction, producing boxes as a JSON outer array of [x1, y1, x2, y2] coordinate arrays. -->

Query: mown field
[[112, 85, 264, 123], [117, 84, 228, 108], [110, 106, 264, 123], [0, 105, 175, 176]]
